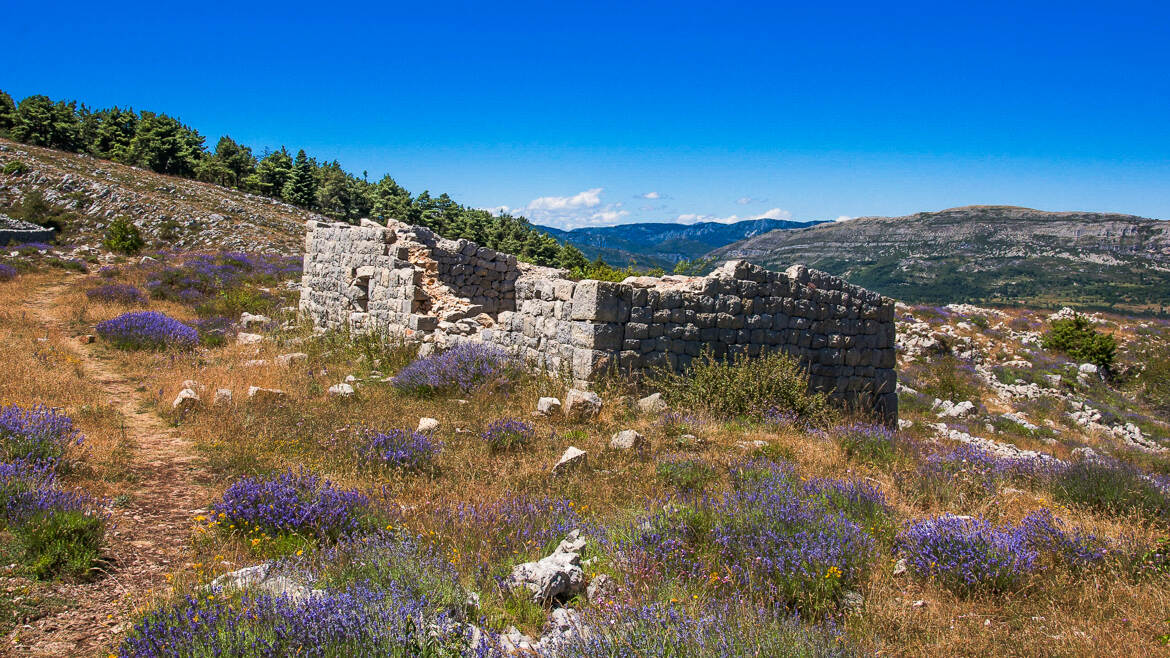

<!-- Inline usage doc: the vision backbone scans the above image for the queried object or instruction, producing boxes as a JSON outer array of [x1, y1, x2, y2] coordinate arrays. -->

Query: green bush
[[1052, 457, 1170, 520], [14, 510, 106, 581], [1138, 349, 1170, 413], [648, 349, 833, 423], [2, 160, 27, 175], [656, 457, 717, 492], [103, 216, 145, 255], [1042, 315, 1116, 369]]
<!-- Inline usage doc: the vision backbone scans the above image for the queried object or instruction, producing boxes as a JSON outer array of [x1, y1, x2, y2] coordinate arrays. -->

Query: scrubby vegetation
[[1, 261, 1169, 655]]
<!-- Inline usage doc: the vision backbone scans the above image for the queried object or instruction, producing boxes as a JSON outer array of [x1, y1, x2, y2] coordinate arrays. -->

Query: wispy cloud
[[640, 191, 661, 200], [736, 196, 766, 205], [674, 207, 793, 225], [527, 187, 603, 211]]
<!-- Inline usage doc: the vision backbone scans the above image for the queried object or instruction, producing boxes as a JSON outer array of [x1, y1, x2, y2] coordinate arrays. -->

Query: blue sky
[[3, 1, 1169, 228]]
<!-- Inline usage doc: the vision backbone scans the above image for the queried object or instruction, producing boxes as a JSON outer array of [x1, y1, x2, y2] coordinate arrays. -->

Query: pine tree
[[0, 90, 15, 135], [282, 149, 316, 208], [371, 174, 411, 222], [254, 147, 293, 197], [128, 111, 205, 176], [11, 95, 55, 146]]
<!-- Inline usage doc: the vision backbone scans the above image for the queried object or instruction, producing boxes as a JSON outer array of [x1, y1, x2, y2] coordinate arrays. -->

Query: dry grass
[[2, 268, 1169, 655]]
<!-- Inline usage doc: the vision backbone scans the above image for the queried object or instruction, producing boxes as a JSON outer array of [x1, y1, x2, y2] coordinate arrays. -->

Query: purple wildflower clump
[[621, 459, 877, 614], [1018, 508, 1107, 568], [85, 283, 147, 305], [479, 418, 534, 453], [897, 515, 1037, 594], [548, 600, 851, 657], [144, 252, 301, 306], [0, 263, 17, 281], [832, 422, 899, 464], [121, 533, 482, 656], [394, 495, 586, 572], [119, 583, 480, 657], [0, 403, 83, 464], [212, 469, 371, 541], [0, 460, 100, 527], [390, 342, 513, 396], [915, 445, 1053, 502], [191, 315, 236, 346], [95, 311, 198, 351], [360, 429, 441, 470]]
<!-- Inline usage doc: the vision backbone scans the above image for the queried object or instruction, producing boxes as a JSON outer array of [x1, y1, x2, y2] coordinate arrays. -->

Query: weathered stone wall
[[0, 213, 55, 245], [300, 219, 898, 422]]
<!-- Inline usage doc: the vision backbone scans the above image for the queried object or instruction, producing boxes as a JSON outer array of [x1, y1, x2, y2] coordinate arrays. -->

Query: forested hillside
[[0, 90, 587, 269]]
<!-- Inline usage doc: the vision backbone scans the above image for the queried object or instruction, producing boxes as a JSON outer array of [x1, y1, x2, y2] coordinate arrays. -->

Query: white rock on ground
[[247, 386, 286, 400], [328, 383, 355, 397], [586, 573, 617, 603], [243, 359, 269, 367], [172, 388, 199, 411], [609, 429, 646, 451], [534, 607, 592, 652], [536, 397, 562, 415], [237, 332, 263, 345], [417, 417, 440, 433], [239, 312, 270, 328], [213, 389, 232, 405], [564, 389, 602, 420], [553, 446, 587, 475], [208, 562, 322, 604], [636, 392, 667, 414], [275, 352, 308, 367], [505, 530, 586, 605]]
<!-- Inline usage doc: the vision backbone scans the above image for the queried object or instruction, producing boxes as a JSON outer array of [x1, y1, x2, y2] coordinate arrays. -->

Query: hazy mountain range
[[537, 218, 827, 269]]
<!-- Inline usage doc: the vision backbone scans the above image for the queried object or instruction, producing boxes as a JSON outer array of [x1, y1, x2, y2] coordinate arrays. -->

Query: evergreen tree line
[[0, 90, 589, 270]]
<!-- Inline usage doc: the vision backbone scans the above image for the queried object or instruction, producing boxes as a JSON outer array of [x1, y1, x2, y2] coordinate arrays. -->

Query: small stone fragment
[[553, 446, 587, 475], [609, 429, 646, 451]]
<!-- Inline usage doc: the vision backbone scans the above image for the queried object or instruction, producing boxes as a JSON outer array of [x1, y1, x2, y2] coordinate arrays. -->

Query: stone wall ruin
[[299, 219, 898, 422]]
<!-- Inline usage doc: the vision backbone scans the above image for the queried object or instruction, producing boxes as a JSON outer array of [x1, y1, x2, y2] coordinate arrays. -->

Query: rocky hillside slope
[[540, 217, 826, 269], [709, 206, 1170, 312], [0, 138, 320, 254]]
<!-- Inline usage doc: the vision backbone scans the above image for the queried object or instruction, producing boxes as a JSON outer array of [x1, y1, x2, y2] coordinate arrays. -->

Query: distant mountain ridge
[[539, 217, 827, 269], [708, 205, 1170, 312]]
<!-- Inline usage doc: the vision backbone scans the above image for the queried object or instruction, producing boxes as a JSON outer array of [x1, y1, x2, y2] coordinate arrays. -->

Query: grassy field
[[1, 252, 1168, 656]]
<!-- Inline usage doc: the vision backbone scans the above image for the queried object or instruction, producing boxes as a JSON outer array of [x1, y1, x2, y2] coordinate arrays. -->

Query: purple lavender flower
[[86, 283, 147, 305], [479, 418, 533, 453], [0, 263, 17, 281], [0, 403, 83, 464], [620, 458, 876, 614], [212, 469, 371, 540], [391, 343, 512, 396], [0, 460, 101, 526], [360, 429, 441, 470], [120, 533, 484, 657], [897, 514, 1037, 594], [95, 311, 198, 351]]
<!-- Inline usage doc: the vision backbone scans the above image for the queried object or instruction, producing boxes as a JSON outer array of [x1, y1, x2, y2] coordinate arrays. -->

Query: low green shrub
[[2, 160, 27, 176], [14, 510, 106, 581], [648, 350, 832, 423], [656, 457, 717, 492], [102, 216, 145, 255], [1042, 315, 1116, 370]]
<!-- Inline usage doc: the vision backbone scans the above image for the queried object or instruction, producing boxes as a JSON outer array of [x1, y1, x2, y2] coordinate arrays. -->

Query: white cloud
[[673, 207, 794, 225], [834, 215, 855, 222], [590, 209, 630, 223], [757, 207, 793, 220], [640, 191, 660, 200], [736, 196, 764, 205], [527, 188, 603, 211]]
